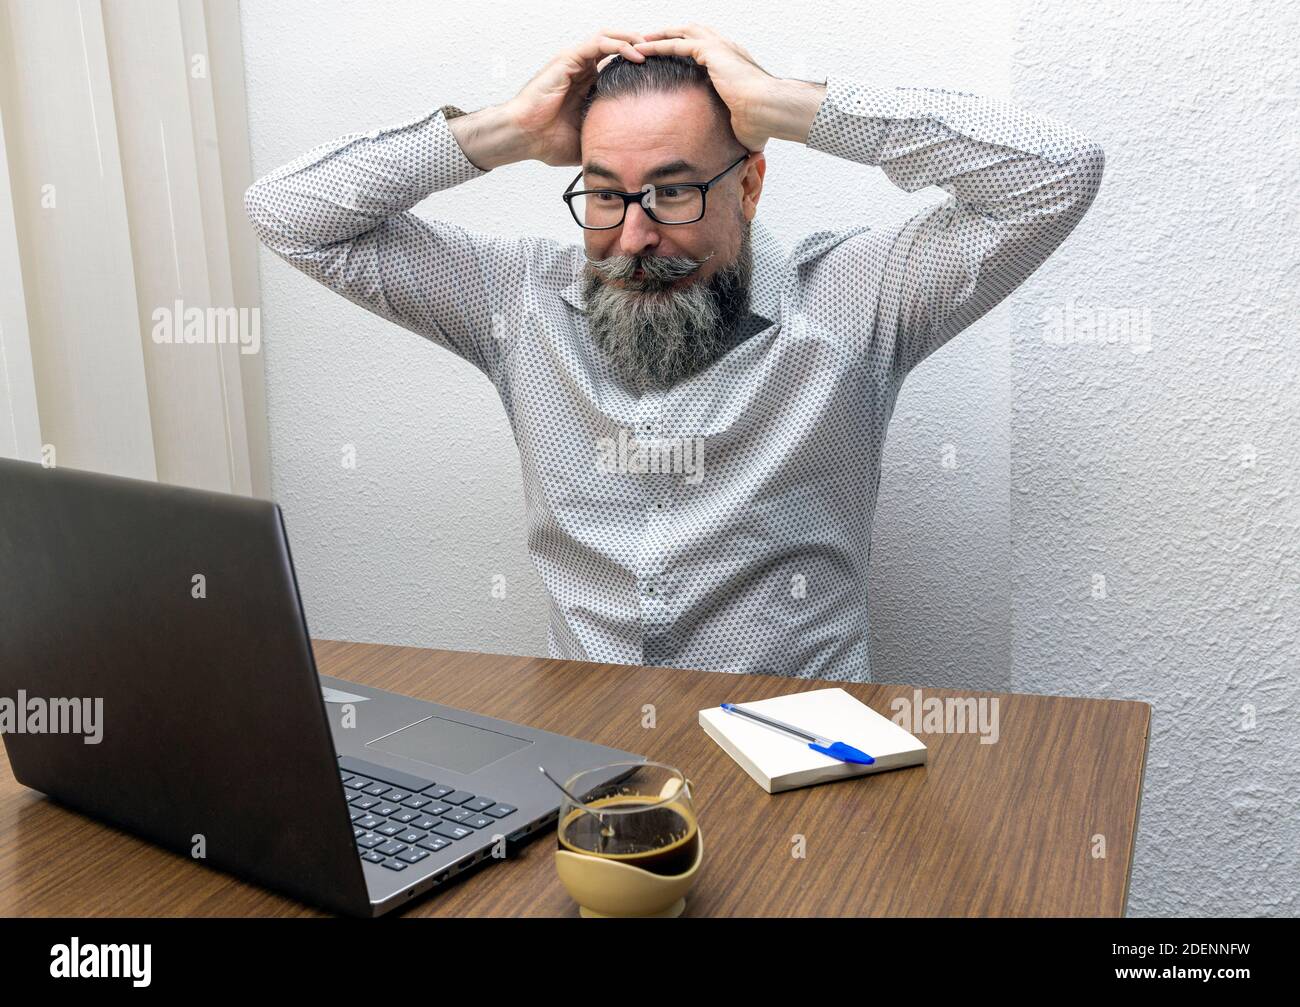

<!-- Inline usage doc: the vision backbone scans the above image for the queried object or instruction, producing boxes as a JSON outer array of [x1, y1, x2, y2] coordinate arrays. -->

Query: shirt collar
[[559, 216, 786, 328]]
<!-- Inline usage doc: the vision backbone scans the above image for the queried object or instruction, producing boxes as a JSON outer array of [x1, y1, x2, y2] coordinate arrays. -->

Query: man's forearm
[[245, 104, 492, 264], [446, 102, 535, 171], [758, 78, 828, 145]]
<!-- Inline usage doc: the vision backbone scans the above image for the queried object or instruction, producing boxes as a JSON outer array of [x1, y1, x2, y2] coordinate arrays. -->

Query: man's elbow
[[243, 178, 296, 249], [242, 181, 272, 243], [1068, 141, 1106, 210]]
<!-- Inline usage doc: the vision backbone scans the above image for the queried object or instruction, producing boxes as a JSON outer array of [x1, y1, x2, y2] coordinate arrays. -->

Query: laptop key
[[403, 795, 433, 810], [484, 804, 517, 818], [389, 809, 419, 824], [377, 840, 408, 856], [442, 807, 472, 823], [384, 790, 411, 803], [422, 802, 451, 817], [422, 785, 454, 799], [441, 790, 475, 805], [411, 815, 440, 831], [377, 823, 404, 837], [350, 795, 380, 810], [417, 836, 451, 853], [363, 783, 390, 797], [463, 815, 493, 829], [344, 777, 369, 791], [349, 808, 366, 821], [381, 858, 408, 871], [372, 803, 400, 817], [397, 829, 426, 844], [338, 756, 437, 794], [353, 827, 365, 838], [431, 822, 473, 841], [362, 851, 385, 863], [356, 833, 385, 849], [464, 797, 494, 812], [355, 815, 382, 830], [397, 848, 429, 864]]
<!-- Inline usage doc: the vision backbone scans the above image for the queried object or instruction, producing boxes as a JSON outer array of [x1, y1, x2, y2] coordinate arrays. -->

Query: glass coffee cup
[[554, 761, 703, 917]]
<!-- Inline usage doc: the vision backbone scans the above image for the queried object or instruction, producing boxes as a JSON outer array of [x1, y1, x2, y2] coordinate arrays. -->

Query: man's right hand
[[504, 30, 648, 167]]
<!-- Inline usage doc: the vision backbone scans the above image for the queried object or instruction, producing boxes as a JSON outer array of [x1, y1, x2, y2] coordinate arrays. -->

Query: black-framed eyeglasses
[[562, 152, 751, 230]]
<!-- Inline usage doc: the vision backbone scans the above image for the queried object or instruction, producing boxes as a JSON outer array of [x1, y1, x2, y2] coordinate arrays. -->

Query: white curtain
[[0, 0, 269, 496]]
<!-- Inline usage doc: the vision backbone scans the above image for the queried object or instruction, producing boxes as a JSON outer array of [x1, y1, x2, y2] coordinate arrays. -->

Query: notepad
[[698, 688, 927, 794]]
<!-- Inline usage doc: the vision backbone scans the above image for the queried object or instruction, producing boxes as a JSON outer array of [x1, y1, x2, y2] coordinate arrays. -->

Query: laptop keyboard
[[338, 756, 518, 874]]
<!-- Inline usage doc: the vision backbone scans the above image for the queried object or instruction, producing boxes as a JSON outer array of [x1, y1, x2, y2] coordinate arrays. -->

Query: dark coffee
[[558, 795, 700, 876]]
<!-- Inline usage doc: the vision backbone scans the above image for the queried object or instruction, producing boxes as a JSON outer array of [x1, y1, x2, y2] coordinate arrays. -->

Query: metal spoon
[[538, 765, 614, 848]]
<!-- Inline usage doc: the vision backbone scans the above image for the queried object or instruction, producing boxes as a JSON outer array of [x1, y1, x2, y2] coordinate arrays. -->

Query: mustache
[[585, 249, 715, 285]]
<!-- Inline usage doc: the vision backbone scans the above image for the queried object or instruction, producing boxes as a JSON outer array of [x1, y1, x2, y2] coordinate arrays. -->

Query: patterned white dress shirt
[[244, 75, 1104, 682]]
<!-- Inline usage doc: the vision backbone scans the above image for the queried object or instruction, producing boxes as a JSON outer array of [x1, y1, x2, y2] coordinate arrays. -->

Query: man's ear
[[741, 152, 766, 217]]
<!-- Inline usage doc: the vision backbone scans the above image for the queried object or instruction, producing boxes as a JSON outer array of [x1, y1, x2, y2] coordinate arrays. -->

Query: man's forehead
[[580, 154, 709, 187], [580, 91, 721, 185]]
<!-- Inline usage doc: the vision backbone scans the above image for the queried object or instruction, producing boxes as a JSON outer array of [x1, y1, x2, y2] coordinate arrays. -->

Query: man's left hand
[[632, 23, 778, 152]]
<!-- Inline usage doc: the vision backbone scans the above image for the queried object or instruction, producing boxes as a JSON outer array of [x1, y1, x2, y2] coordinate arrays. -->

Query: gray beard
[[582, 220, 753, 390]]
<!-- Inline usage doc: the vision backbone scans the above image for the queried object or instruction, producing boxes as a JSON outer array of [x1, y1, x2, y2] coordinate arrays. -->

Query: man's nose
[[618, 200, 661, 256]]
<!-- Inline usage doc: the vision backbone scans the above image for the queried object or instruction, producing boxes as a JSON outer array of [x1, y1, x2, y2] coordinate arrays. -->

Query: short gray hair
[[578, 55, 739, 149]]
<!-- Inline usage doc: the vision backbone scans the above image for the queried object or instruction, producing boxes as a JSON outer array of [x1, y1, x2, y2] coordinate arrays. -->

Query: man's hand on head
[[504, 29, 649, 167], [630, 23, 780, 152]]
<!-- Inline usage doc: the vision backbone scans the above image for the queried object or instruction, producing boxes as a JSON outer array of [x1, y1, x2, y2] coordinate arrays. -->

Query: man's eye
[[593, 192, 618, 203]]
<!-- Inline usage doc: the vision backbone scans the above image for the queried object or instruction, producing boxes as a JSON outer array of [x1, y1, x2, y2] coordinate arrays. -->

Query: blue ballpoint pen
[[720, 702, 875, 765]]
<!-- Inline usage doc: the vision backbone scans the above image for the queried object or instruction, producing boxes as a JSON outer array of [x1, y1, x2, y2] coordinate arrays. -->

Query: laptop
[[0, 457, 645, 916]]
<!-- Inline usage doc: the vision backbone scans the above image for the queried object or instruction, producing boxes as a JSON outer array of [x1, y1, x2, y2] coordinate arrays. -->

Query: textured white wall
[[1010, 1, 1300, 918], [240, 0, 1298, 916]]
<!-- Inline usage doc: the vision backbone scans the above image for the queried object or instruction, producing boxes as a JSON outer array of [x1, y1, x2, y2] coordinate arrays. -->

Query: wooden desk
[[0, 640, 1149, 916]]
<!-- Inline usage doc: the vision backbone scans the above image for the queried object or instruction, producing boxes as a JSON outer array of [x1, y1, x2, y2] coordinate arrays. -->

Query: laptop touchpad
[[367, 716, 532, 775]]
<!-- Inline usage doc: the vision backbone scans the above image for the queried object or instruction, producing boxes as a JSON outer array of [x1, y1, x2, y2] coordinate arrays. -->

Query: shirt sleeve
[[243, 105, 559, 384], [800, 76, 1105, 378]]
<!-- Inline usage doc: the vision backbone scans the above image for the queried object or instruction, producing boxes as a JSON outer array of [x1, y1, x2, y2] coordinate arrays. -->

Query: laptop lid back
[[0, 458, 369, 916]]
